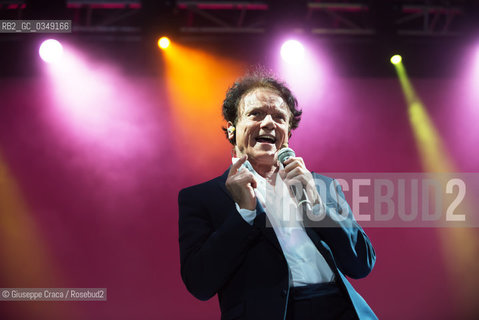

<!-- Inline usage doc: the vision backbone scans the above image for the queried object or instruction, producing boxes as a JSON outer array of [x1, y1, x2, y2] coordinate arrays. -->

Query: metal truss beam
[[0, 1, 470, 38]]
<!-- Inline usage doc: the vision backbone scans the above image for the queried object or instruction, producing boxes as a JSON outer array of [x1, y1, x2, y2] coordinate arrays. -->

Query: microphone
[[277, 148, 312, 210], [277, 147, 295, 165]]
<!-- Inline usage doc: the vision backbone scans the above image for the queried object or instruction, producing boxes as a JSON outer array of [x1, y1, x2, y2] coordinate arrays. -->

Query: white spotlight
[[280, 40, 305, 63], [39, 39, 63, 63]]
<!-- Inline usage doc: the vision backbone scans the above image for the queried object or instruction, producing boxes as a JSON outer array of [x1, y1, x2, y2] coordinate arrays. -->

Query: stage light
[[280, 40, 304, 63], [158, 37, 170, 49], [390, 54, 402, 65], [39, 39, 63, 63]]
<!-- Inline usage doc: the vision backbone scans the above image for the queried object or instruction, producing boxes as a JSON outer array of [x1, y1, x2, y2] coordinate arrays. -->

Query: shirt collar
[[231, 157, 283, 185]]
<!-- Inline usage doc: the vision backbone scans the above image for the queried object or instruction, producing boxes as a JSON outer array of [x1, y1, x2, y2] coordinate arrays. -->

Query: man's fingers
[[285, 167, 304, 182], [283, 159, 303, 173], [234, 170, 256, 187], [283, 157, 294, 166], [283, 162, 300, 174], [225, 167, 257, 210], [227, 169, 256, 189], [283, 156, 302, 164], [283, 157, 305, 169], [250, 176, 257, 189], [284, 167, 314, 190], [229, 154, 248, 176]]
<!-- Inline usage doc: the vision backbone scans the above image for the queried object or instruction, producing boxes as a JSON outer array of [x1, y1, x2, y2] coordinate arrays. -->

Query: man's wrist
[[235, 203, 257, 225]]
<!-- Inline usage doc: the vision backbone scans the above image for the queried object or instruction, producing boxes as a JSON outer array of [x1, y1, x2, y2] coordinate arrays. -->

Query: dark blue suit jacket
[[179, 169, 377, 320]]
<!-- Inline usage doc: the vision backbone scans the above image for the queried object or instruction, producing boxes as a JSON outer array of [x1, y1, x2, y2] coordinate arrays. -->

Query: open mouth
[[255, 135, 276, 144]]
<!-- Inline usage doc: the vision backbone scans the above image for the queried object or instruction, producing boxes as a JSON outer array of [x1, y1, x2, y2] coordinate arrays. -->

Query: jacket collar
[[216, 167, 281, 253]]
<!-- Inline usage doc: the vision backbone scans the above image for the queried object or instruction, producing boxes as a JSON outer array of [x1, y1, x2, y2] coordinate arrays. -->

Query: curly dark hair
[[222, 67, 302, 145]]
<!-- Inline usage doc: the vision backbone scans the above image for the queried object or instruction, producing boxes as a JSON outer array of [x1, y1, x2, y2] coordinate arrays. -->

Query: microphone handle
[[291, 184, 312, 211]]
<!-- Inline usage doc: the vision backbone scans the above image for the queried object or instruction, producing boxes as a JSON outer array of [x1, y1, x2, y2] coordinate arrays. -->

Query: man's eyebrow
[[246, 104, 288, 114], [272, 107, 289, 116]]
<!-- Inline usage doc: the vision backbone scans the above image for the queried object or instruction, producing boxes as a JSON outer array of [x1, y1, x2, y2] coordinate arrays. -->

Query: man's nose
[[260, 114, 275, 128]]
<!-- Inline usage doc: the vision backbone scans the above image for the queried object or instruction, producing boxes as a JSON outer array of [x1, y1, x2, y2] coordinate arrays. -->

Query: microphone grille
[[277, 147, 295, 164]]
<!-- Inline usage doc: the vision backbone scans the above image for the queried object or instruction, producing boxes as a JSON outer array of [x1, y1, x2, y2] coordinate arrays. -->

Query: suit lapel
[[217, 167, 233, 201], [216, 168, 283, 254], [252, 200, 284, 253], [305, 227, 339, 273]]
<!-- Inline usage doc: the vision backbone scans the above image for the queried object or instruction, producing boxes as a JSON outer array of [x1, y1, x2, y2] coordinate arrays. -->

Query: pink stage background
[[1, 73, 478, 319]]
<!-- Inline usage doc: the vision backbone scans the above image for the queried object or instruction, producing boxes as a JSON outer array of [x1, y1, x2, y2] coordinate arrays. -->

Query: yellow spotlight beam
[[162, 41, 246, 167], [0, 152, 70, 318], [393, 60, 479, 319], [394, 61, 454, 171]]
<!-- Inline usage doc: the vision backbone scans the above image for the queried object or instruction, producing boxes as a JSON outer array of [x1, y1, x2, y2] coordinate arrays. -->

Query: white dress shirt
[[232, 158, 335, 287]]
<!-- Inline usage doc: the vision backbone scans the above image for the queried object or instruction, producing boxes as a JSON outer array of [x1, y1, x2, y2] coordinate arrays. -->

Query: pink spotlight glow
[[473, 47, 479, 101], [277, 38, 331, 109], [39, 39, 63, 63], [463, 44, 479, 114], [42, 44, 160, 159], [280, 40, 305, 63]]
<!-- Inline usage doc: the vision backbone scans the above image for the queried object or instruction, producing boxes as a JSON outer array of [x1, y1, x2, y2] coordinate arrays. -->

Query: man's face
[[231, 87, 291, 166]]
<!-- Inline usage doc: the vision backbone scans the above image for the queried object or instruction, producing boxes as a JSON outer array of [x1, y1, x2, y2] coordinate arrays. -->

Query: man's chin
[[248, 150, 277, 164], [254, 143, 277, 151]]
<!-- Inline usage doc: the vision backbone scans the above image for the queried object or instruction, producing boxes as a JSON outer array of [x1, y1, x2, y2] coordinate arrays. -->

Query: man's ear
[[227, 122, 236, 141]]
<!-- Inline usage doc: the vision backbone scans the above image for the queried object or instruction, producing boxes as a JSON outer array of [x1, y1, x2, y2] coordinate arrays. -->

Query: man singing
[[178, 70, 377, 320]]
